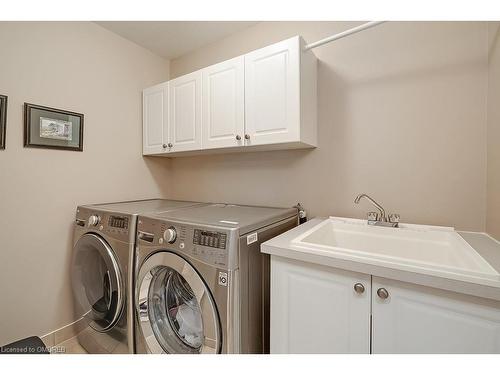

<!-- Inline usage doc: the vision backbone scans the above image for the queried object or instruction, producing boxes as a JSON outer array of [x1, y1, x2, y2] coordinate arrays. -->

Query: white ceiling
[[95, 21, 258, 60]]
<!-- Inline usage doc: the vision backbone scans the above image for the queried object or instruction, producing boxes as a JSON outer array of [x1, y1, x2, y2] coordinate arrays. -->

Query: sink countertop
[[261, 217, 500, 301]]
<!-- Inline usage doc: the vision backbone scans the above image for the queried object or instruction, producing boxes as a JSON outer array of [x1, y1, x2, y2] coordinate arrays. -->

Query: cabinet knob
[[236, 135, 241, 141], [167, 143, 173, 148], [353, 283, 365, 294], [162, 144, 168, 149], [377, 288, 389, 300], [244, 134, 250, 140]]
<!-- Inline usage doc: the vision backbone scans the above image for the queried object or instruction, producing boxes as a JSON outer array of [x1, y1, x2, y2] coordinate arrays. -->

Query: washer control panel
[[138, 217, 232, 268], [75, 207, 131, 241]]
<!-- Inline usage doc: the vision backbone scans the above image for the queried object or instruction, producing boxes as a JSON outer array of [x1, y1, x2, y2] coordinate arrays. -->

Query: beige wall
[[0, 22, 170, 345], [169, 22, 488, 231], [487, 22, 500, 241]]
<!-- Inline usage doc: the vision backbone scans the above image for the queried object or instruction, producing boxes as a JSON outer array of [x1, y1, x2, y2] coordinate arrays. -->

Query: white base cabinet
[[372, 277, 500, 354], [270, 256, 371, 354], [270, 256, 500, 354]]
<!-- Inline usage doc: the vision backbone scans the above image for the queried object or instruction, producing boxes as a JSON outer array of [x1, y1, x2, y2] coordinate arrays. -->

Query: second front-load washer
[[134, 203, 298, 354], [71, 199, 205, 354]]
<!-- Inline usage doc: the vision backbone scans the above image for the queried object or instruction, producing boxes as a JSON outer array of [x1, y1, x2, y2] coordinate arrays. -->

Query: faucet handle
[[367, 212, 379, 222], [388, 213, 400, 223]]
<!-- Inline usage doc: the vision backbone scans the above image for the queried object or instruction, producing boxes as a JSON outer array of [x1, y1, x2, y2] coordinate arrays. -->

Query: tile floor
[[52, 336, 87, 354]]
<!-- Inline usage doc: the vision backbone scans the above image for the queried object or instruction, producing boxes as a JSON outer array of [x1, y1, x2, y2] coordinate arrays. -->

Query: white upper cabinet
[[142, 82, 168, 155], [244, 36, 317, 148], [142, 35, 317, 156], [168, 70, 202, 153], [202, 56, 245, 149], [245, 37, 299, 146]]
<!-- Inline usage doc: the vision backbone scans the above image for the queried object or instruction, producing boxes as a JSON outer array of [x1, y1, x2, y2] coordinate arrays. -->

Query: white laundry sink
[[292, 217, 499, 280]]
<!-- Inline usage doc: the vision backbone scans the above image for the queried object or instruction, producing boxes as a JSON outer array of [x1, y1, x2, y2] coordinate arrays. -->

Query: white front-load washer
[[71, 199, 205, 354]]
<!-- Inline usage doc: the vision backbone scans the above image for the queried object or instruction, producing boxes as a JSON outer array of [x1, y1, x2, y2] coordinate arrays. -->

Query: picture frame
[[24, 103, 84, 151], [0, 94, 7, 150]]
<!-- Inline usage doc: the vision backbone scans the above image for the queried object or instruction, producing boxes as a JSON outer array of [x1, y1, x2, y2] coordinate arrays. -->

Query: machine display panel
[[108, 215, 129, 229], [193, 229, 226, 249]]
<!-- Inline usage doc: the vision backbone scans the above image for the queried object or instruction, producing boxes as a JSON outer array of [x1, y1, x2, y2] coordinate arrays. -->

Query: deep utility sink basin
[[292, 217, 499, 280]]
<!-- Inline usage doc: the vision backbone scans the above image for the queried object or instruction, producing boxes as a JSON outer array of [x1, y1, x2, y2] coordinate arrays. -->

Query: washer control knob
[[88, 215, 100, 227], [163, 227, 177, 244]]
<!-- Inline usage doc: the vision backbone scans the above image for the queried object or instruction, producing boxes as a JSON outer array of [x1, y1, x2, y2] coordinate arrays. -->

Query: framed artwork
[[24, 103, 84, 151], [0, 95, 7, 150]]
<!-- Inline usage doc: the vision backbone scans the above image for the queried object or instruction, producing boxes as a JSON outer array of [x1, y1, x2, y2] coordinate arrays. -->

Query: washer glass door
[[72, 233, 124, 332], [137, 251, 221, 354]]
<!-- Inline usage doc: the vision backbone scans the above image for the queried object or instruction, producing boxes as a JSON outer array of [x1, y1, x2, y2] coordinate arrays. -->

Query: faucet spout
[[354, 193, 387, 222]]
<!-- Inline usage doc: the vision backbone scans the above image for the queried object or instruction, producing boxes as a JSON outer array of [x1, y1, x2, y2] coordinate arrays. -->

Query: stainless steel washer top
[[134, 203, 299, 354], [86, 199, 203, 215], [148, 203, 298, 235], [71, 198, 206, 354]]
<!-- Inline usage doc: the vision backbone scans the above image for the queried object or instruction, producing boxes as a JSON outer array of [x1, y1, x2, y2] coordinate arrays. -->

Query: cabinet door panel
[[143, 83, 168, 155], [270, 256, 371, 354], [169, 71, 202, 152], [244, 37, 300, 146], [202, 57, 244, 149], [372, 277, 500, 353]]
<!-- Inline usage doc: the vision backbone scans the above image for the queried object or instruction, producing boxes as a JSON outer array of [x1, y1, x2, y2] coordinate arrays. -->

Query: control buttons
[[193, 229, 227, 249], [88, 215, 100, 227], [163, 226, 177, 244]]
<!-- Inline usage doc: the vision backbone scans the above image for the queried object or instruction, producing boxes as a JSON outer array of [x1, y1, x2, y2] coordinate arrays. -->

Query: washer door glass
[[72, 233, 124, 332], [137, 252, 221, 354]]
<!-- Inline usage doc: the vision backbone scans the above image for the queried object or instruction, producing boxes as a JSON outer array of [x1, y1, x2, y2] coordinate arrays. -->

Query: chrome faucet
[[354, 193, 400, 227]]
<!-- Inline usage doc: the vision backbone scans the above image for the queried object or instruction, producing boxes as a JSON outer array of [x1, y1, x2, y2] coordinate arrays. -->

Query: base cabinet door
[[270, 256, 371, 354], [169, 70, 202, 152], [372, 277, 500, 354]]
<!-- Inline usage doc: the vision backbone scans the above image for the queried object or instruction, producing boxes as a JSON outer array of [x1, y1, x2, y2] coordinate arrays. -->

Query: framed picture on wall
[[24, 103, 84, 151], [0, 94, 7, 150]]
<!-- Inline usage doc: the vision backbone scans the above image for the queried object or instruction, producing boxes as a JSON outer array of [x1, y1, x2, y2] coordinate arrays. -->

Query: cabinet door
[[244, 37, 300, 146], [270, 256, 371, 354], [143, 83, 168, 155], [169, 70, 202, 152], [202, 56, 245, 149], [372, 277, 500, 353]]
